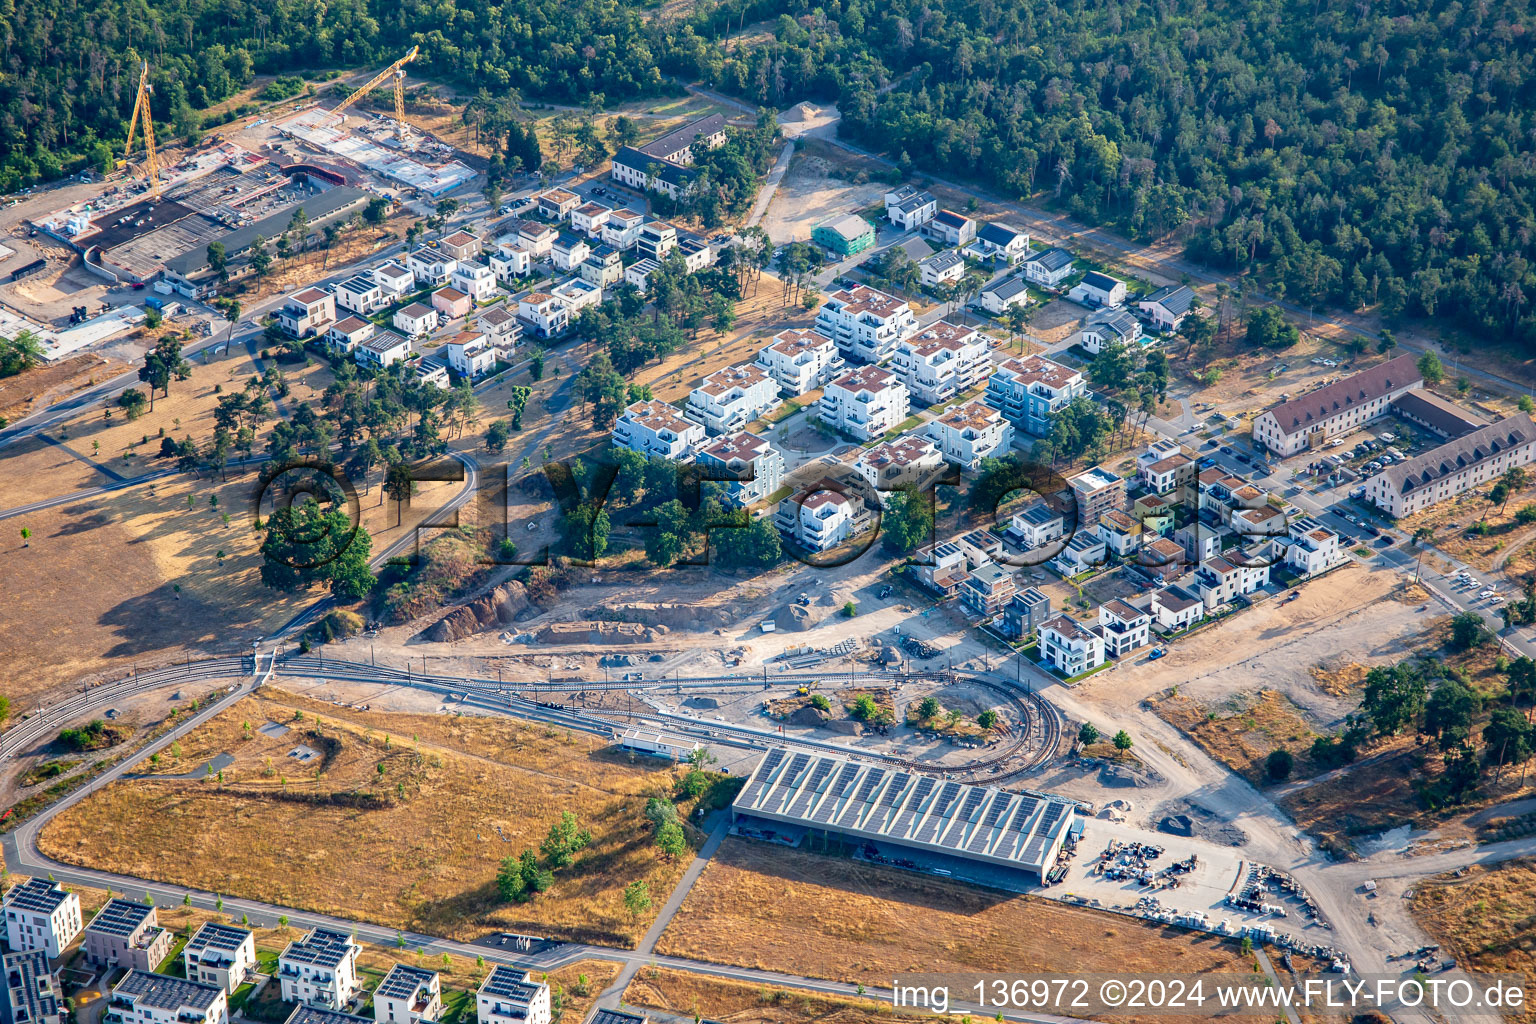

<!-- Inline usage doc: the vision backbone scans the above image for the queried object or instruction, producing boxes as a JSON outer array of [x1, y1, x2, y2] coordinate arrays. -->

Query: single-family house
[[551, 278, 602, 316], [551, 233, 590, 273], [277, 287, 336, 339], [450, 260, 496, 302], [1097, 510, 1143, 557], [183, 924, 256, 995], [1149, 586, 1204, 631], [370, 260, 414, 299], [517, 292, 568, 339], [1001, 586, 1052, 638], [972, 222, 1029, 263], [108, 971, 227, 1024], [1021, 248, 1076, 288], [623, 258, 661, 295], [438, 231, 482, 261], [1038, 615, 1105, 676], [406, 247, 458, 287], [488, 244, 531, 285], [326, 316, 375, 354], [372, 966, 440, 1024], [354, 331, 412, 370], [637, 222, 677, 262], [1097, 600, 1151, 657], [431, 286, 472, 322], [1079, 308, 1144, 353], [446, 331, 497, 379], [961, 560, 1016, 618], [979, 275, 1033, 316], [926, 209, 977, 246], [393, 302, 438, 339], [579, 246, 623, 289], [1068, 271, 1126, 309], [918, 250, 965, 287], [884, 185, 937, 230], [535, 188, 580, 221], [570, 203, 611, 238], [1138, 285, 1196, 332], [3, 879, 82, 958], [602, 209, 645, 251], [476, 967, 551, 1024]]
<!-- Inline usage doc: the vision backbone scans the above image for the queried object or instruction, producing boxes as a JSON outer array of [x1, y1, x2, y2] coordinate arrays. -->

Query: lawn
[[37, 689, 704, 947]]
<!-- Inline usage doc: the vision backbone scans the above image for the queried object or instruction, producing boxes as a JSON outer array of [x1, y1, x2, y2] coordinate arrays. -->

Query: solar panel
[[738, 748, 785, 806], [913, 781, 961, 844], [890, 776, 934, 836], [836, 767, 886, 828], [377, 965, 436, 1000], [996, 796, 1040, 855], [87, 899, 153, 938], [787, 757, 834, 817], [811, 762, 862, 823], [966, 792, 1012, 852], [868, 771, 912, 833]]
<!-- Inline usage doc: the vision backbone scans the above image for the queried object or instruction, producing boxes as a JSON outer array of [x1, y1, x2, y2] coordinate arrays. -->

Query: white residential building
[[696, 431, 784, 507], [1020, 248, 1076, 288], [818, 365, 911, 441], [551, 278, 602, 316], [371, 261, 414, 299], [393, 302, 438, 339], [1038, 615, 1105, 675], [775, 488, 860, 552], [624, 258, 660, 295], [1193, 556, 1269, 607], [277, 929, 360, 1011], [924, 401, 1014, 470], [890, 320, 988, 406], [438, 230, 482, 261], [972, 222, 1029, 263], [926, 209, 977, 246], [535, 188, 580, 221], [884, 185, 937, 230], [406, 248, 457, 287], [108, 972, 227, 1024], [1277, 517, 1344, 576], [1097, 599, 1151, 657], [678, 235, 715, 272], [1067, 271, 1126, 308], [476, 305, 521, 346], [446, 331, 497, 379], [3, 878, 82, 958], [1149, 586, 1204, 631], [813, 285, 919, 364], [612, 400, 706, 462], [1137, 285, 1196, 332], [1007, 503, 1066, 549], [1251, 354, 1422, 455], [918, 250, 965, 287], [753, 328, 843, 396], [515, 221, 557, 259], [1079, 308, 1144, 353], [416, 356, 450, 389], [686, 363, 781, 434], [517, 292, 568, 339], [183, 924, 256, 995], [372, 966, 440, 1024], [579, 246, 624, 288], [980, 276, 1032, 315], [636, 222, 677, 262], [450, 260, 496, 302], [476, 966, 551, 1024], [602, 209, 645, 251], [854, 434, 943, 497], [488, 244, 531, 285], [551, 234, 590, 273], [570, 202, 612, 238], [326, 316, 375, 354], [277, 287, 336, 339], [354, 331, 412, 370], [1367, 415, 1536, 517]]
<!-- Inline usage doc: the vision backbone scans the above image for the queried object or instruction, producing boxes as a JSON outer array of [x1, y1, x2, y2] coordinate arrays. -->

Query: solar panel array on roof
[[481, 966, 541, 998], [734, 751, 1075, 878], [281, 929, 354, 968], [186, 923, 251, 955], [377, 964, 437, 1000], [87, 898, 154, 938], [3, 878, 71, 914]]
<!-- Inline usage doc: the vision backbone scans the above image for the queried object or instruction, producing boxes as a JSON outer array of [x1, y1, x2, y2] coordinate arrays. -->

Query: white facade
[[1252, 354, 1422, 456], [1038, 615, 1105, 675], [515, 223, 557, 258], [3, 879, 83, 958], [277, 929, 360, 1011], [406, 249, 458, 287], [1067, 271, 1126, 308], [108, 971, 227, 1024], [602, 210, 645, 250], [354, 331, 412, 370], [1277, 517, 1344, 576], [1149, 587, 1204, 630], [753, 328, 843, 396], [446, 332, 497, 379], [551, 235, 590, 272], [570, 203, 611, 237], [489, 245, 532, 285], [517, 293, 568, 339], [393, 303, 438, 339], [1367, 415, 1536, 516], [371, 261, 414, 298], [373, 966, 441, 1024], [1097, 600, 1151, 657], [890, 320, 989, 407], [696, 431, 785, 507], [624, 258, 660, 295], [854, 434, 943, 498], [918, 250, 965, 287], [778, 490, 857, 552], [550, 278, 602, 316], [813, 285, 919, 364], [818, 366, 911, 441], [612, 400, 706, 462], [980, 276, 1032, 315], [686, 363, 782, 434], [326, 316, 375, 354], [924, 401, 1014, 470], [1194, 556, 1270, 606], [183, 924, 257, 995], [1021, 248, 1076, 287], [450, 260, 496, 302], [476, 967, 551, 1024], [885, 185, 937, 230], [277, 288, 336, 339]]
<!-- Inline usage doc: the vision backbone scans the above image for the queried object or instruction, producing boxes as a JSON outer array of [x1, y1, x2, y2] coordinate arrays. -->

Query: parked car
[[1149, 648, 1166, 660]]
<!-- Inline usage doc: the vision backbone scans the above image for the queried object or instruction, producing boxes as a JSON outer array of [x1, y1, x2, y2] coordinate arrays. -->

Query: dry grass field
[[1150, 689, 1321, 784], [624, 968, 902, 1024], [1411, 860, 1536, 1024], [655, 839, 1250, 983], [38, 689, 699, 947]]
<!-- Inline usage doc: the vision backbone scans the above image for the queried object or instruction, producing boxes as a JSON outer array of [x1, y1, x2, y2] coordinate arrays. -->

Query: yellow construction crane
[[123, 61, 161, 200], [331, 46, 420, 139]]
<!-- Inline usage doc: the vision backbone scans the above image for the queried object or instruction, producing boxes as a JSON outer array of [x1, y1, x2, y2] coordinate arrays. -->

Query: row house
[[635, 114, 728, 164], [818, 365, 911, 441], [924, 401, 1014, 470], [685, 363, 782, 434], [613, 400, 706, 462], [889, 321, 988, 407], [813, 285, 919, 364], [984, 355, 1086, 437], [753, 328, 843, 396], [696, 431, 784, 508]]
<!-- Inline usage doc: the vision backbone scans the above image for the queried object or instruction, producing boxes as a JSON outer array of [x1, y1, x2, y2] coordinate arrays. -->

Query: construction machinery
[[331, 46, 420, 139], [123, 61, 161, 199]]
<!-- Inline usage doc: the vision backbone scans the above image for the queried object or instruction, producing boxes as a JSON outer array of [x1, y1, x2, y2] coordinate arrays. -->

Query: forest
[[7, 0, 1536, 343]]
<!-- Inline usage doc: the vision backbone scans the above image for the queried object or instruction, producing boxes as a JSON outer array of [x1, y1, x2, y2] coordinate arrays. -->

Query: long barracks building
[[731, 749, 1077, 882]]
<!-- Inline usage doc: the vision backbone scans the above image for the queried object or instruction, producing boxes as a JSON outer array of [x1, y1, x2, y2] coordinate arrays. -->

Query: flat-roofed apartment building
[[813, 285, 918, 364], [372, 966, 440, 1024], [283, 1008, 373, 1024], [476, 966, 552, 1024], [1, 950, 62, 1024], [1368, 414, 1536, 517], [1251, 354, 1422, 455], [105, 972, 227, 1024], [83, 899, 172, 972], [984, 355, 1087, 437], [1067, 465, 1125, 522], [278, 929, 360, 1010], [277, 287, 336, 339], [3, 878, 82, 958], [818, 365, 911, 441], [612, 399, 706, 462], [732, 749, 1078, 883], [889, 320, 989, 407], [753, 328, 843, 396], [182, 924, 256, 994], [685, 363, 781, 434]]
